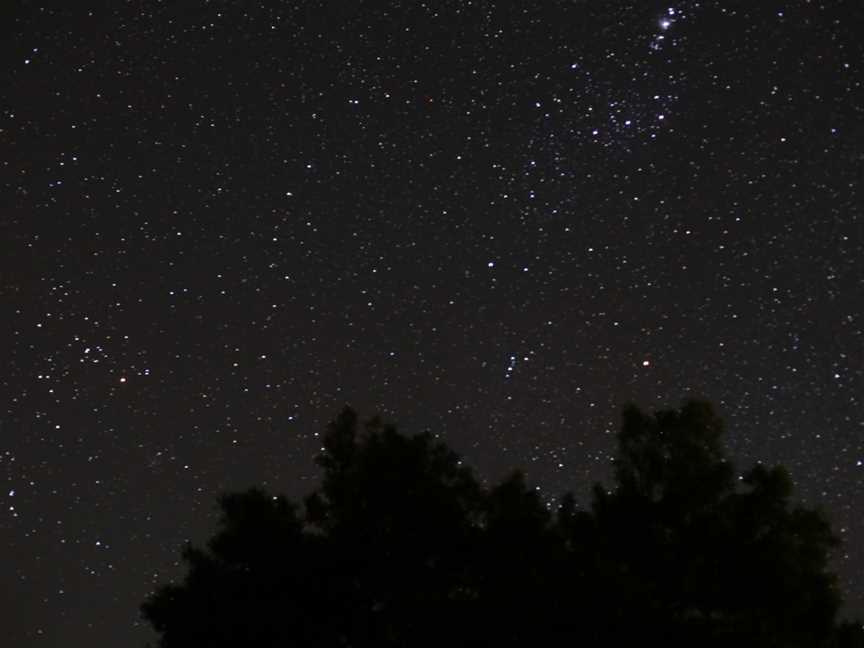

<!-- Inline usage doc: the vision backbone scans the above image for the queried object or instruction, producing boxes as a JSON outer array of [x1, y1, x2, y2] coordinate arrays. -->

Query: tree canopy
[[142, 400, 863, 648]]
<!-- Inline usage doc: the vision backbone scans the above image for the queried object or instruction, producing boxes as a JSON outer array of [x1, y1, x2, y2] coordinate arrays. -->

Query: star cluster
[[2, 2, 863, 645]]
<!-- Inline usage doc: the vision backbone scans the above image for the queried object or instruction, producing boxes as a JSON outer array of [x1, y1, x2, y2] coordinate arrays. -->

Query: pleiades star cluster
[[2, 2, 862, 645]]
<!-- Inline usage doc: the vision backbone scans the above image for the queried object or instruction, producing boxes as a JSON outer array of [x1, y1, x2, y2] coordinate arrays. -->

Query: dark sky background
[[2, 1, 863, 645]]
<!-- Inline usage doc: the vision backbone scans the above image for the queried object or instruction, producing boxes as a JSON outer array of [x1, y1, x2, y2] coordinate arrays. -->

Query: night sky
[[2, 1, 863, 645]]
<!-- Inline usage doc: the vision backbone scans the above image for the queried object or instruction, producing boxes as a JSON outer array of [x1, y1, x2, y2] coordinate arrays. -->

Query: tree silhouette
[[142, 400, 857, 647], [581, 401, 843, 647]]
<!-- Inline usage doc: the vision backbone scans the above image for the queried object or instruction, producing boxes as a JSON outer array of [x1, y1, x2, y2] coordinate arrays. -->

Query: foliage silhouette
[[143, 400, 860, 647]]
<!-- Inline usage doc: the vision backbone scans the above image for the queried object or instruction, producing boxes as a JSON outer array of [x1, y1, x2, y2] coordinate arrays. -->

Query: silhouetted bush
[[142, 400, 860, 647]]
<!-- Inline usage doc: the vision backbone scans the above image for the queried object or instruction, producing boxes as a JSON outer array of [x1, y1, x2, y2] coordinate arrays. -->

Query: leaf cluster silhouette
[[142, 400, 863, 647]]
